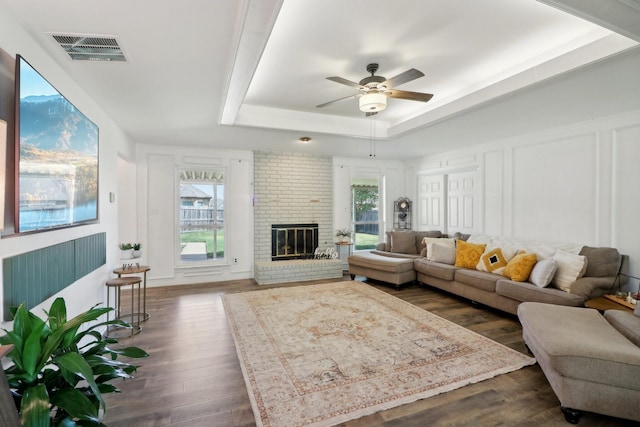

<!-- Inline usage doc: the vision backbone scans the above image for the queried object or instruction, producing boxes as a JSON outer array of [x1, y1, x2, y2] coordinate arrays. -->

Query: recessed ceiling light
[[299, 137, 311, 143]]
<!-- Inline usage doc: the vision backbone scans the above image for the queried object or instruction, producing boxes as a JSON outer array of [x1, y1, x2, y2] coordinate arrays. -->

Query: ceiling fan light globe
[[359, 92, 387, 112]]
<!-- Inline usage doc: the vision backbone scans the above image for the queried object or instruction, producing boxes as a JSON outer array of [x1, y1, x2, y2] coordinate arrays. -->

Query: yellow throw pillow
[[503, 252, 538, 282], [455, 240, 487, 269]]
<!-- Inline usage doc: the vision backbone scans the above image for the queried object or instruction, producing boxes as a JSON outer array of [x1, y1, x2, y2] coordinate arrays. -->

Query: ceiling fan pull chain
[[369, 115, 376, 158]]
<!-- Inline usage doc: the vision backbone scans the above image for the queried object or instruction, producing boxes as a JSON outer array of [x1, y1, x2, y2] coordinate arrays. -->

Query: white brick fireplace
[[253, 151, 341, 284]]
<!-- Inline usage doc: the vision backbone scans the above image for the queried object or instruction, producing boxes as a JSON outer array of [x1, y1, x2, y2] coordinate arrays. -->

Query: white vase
[[120, 249, 134, 259], [132, 250, 142, 258]]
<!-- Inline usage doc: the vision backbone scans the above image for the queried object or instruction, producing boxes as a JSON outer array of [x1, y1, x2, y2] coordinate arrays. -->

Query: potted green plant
[[0, 298, 148, 426], [336, 228, 352, 243], [119, 243, 133, 259], [132, 243, 142, 258]]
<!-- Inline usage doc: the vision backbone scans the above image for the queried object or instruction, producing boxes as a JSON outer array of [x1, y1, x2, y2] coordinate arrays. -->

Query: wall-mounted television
[[15, 55, 99, 233]]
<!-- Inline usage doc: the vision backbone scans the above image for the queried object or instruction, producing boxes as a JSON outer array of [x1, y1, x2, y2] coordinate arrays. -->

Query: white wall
[[135, 143, 254, 286], [0, 7, 135, 326], [117, 155, 138, 244]]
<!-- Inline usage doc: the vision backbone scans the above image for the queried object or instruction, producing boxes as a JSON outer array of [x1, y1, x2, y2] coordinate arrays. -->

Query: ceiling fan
[[316, 63, 433, 115]]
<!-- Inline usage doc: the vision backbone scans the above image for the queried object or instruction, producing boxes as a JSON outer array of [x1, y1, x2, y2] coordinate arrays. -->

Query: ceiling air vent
[[51, 34, 127, 62]]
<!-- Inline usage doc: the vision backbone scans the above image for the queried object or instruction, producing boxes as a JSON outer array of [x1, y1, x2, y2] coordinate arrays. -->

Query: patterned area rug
[[223, 281, 535, 427]]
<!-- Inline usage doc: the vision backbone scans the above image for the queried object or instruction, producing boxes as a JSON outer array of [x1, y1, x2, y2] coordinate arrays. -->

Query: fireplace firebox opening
[[271, 223, 319, 261]]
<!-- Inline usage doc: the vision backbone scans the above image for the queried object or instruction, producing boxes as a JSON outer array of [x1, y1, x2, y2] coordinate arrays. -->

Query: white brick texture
[[253, 151, 334, 262]]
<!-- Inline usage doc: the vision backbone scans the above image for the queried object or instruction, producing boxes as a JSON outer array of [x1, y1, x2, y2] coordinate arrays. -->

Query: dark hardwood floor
[[102, 276, 637, 427]]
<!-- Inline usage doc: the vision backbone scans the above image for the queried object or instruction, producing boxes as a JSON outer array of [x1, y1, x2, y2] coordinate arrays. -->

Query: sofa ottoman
[[518, 302, 640, 423], [348, 252, 416, 287]]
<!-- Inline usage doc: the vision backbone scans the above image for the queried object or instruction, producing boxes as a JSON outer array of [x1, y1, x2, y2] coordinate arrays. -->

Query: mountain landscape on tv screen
[[20, 94, 98, 154]]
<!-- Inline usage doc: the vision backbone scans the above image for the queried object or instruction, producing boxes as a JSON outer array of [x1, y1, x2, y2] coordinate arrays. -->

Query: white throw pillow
[[423, 237, 455, 252], [529, 258, 558, 288], [427, 242, 457, 265], [552, 250, 587, 292]]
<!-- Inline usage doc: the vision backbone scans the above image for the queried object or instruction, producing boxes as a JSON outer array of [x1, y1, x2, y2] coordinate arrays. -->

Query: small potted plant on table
[[132, 243, 142, 258], [119, 243, 133, 259], [336, 228, 352, 243]]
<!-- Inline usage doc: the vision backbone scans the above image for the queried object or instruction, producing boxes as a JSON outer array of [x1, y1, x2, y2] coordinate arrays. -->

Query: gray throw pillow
[[390, 231, 417, 254]]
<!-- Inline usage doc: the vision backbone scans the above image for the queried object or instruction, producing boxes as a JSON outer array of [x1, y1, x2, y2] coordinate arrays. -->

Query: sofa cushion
[[454, 240, 486, 269], [552, 250, 587, 292], [496, 280, 585, 306], [426, 242, 456, 264], [413, 258, 457, 281], [390, 231, 417, 254], [370, 250, 422, 259], [455, 269, 500, 292], [579, 246, 622, 277], [529, 258, 558, 288], [604, 309, 640, 347], [503, 252, 538, 282], [348, 252, 415, 273]]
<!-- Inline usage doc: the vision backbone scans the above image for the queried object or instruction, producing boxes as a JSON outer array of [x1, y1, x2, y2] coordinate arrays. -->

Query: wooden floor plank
[[102, 277, 638, 426]]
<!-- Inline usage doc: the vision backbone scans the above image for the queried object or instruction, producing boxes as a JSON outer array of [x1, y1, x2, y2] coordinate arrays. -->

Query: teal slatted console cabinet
[[3, 232, 106, 321]]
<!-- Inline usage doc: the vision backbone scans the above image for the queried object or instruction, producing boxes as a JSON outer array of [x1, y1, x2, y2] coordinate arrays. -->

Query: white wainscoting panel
[[482, 150, 504, 236], [612, 125, 640, 268], [510, 134, 597, 243]]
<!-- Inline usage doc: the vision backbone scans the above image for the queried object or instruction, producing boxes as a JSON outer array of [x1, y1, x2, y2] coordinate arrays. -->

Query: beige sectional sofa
[[349, 231, 623, 315]]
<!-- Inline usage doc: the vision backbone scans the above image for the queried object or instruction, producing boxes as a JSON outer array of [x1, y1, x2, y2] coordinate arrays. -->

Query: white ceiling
[[1, 0, 638, 159]]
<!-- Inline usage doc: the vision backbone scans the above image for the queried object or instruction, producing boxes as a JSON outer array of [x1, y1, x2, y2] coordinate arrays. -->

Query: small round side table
[[105, 277, 143, 337], [113, 265, 151, 321]]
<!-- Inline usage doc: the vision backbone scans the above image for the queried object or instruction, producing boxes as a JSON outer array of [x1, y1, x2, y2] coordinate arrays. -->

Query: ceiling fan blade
[[386, 89, 433, 102], [327, 76, 366, 90], [379, 68, 424, 89], [316, 93, 361, 108]]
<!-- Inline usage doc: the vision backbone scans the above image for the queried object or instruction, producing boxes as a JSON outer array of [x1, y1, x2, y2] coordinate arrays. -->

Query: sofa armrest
[[570, 276, 617, 299]]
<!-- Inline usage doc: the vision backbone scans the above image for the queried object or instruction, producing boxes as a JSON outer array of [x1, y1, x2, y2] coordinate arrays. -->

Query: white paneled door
[[417, 174, 445, 231], [447, 170, 478, 236], [417, 170, 479, 235]]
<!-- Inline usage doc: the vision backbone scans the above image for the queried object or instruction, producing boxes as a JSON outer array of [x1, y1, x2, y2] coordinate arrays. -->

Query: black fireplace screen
[[271, 223, 319, 260]]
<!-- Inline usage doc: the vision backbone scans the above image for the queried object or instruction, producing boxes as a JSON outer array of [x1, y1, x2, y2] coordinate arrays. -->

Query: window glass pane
[[351, 179, 379, 251], [178, 169, 224, 262]]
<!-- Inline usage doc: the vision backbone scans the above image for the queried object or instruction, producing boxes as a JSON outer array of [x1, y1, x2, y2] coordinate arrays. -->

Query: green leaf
[[53, 352, 105, 414], [1, 331, 25, 371], [46, 297, 68, 331], [39, 307, 111, 368], [97, 383, 120, 394], [12, 303, 33, 345], [20, 384, 50, 427], [50, 388, 100, 423], [108, 346, 149, 358], [23, 322, 46, 379]]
